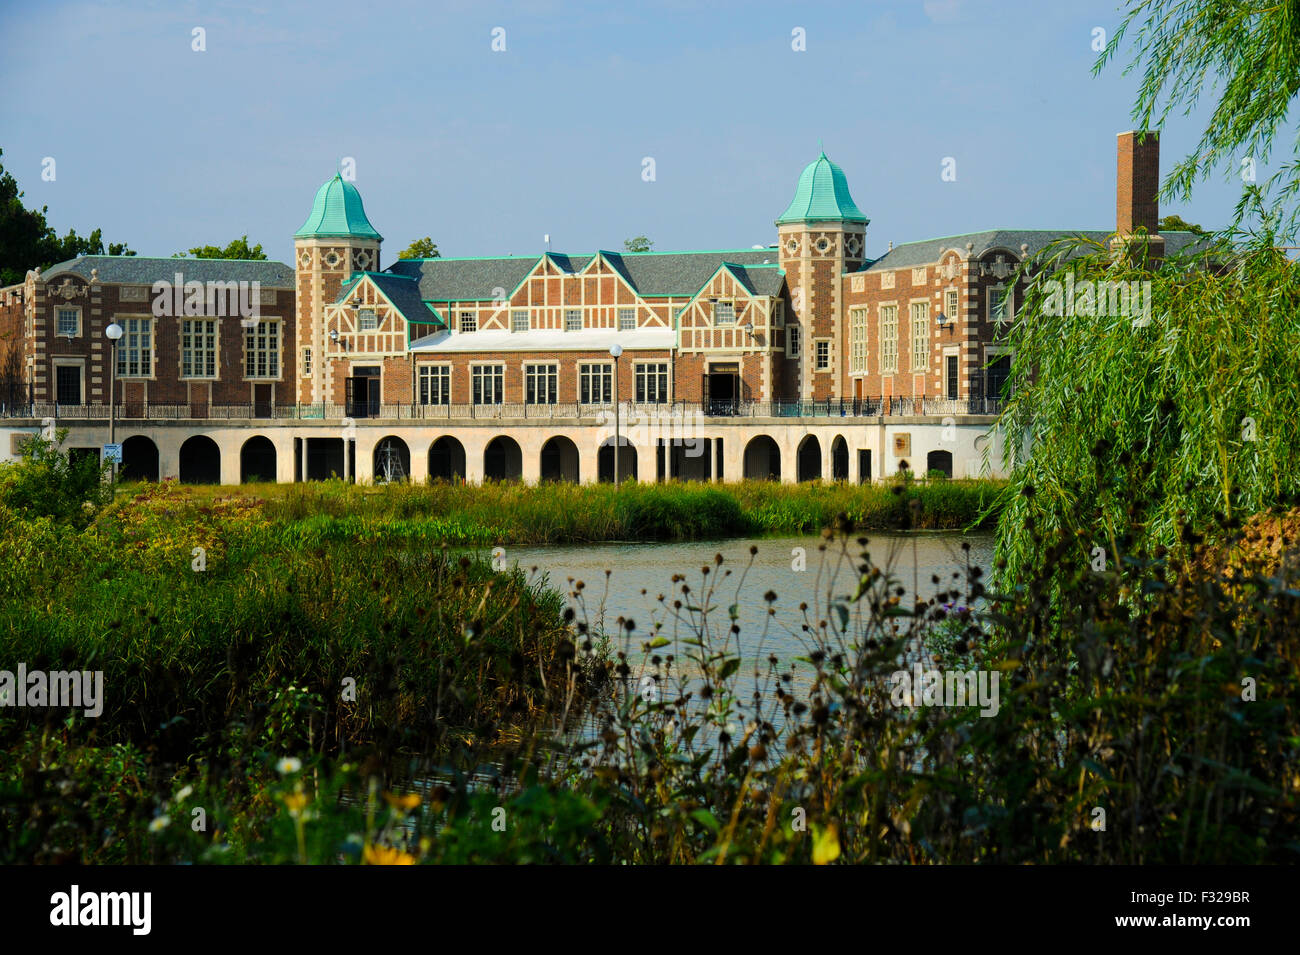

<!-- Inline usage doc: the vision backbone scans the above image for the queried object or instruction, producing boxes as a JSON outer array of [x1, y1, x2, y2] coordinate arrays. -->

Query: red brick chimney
[[1113, 130, 1164, 259]]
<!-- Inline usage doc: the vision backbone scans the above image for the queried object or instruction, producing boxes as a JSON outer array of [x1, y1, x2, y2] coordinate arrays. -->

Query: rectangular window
[[302, 347, 312, 377], [579, 363, 612, 404], [471, 364, 503, 404], [358, 308, 378, 331], [911, 302, 929, 372], [815, 340, 831, 371], [245, 319, 280, 379], [787, 326, 800, 358], [618, 308, 636, 331], [988, 286, 1013, 323], [565, 309, 582, 332], [525, 363, 558, 404], [117, 318, 152, 378], [879, 305, 898, 374], [55, 365, 81, 405], [714, 301, 735, 325], [635, 362, 669, 403], [56, 308, 79, 336], [773, 300, 785, 329], [419, 365, 450, 405], [181, 319, 218, 378], [460, 311, 477, 333], [511, 310, 529, 333], [849, 307, 868, 373], [945, 288, 959, 324]]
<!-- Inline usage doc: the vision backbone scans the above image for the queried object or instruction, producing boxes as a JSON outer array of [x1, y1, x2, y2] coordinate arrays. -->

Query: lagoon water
[[492, 530, 995, 668]]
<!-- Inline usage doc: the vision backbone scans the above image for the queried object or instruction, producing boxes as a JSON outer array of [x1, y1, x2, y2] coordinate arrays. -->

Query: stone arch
[[540, 435, 580, 483], [373, 435, 411, 483], [179, 435, 221, 485], [120, 435, 159, 482], [831, 435, 849, 481], [796, 434, 822, 482], [484, 435, 523, 482], [240, 436, 276, 483], [598, 436, 637, 483], [743, 435, 781, 481], [428, 436, 466, 482]]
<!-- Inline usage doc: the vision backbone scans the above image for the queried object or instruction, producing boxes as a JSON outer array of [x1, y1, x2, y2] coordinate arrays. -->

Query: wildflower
[[364, 844, 416, 865], [383, 792, 421, 812], [176, 785, 193, 802], [276, 757, 302, 775], [149, 815, 170, 833], [283, 792, 310, 814]]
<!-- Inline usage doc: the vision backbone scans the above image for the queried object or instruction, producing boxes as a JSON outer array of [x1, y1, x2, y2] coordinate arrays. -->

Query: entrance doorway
[[704, 364, 740, 415], [346, 366, 381, 418]]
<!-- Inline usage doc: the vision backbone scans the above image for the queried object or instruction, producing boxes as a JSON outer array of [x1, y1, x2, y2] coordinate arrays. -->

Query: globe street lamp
[[105, 321, 123, 482], [609, 343, 623, 487]]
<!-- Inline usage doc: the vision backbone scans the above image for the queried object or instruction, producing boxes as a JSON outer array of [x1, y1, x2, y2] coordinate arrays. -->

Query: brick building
[[0, 129, 1196, 484]]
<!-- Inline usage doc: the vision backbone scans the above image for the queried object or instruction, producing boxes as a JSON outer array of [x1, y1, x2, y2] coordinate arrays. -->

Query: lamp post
[[609, 343, 623, 486], [105, 321, 123, 483]]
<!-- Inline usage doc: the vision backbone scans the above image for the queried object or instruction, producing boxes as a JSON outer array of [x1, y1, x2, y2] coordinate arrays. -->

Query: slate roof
[[860, 229, 1211, 271], [342, 272, 443, 325], [384, 249, 783, 302], [39, 255, 295, 287], [721, 263, 786, 297]]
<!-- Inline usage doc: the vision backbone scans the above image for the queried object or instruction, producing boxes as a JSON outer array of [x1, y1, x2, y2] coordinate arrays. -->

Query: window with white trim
[[117, 318, 153, 378], [849, 307, 868, 373], [787, 326, 800, 358], [879, 305, 899, 374], [773, 301, 785, 329], [358, 309, 378, 331], [945, 289, 959, 324], [579, 363, 612, 404], [988, 286, 1013, 323], [910, 302, 929, 372], [459, 311, 477, 333], [302, 347, 312, 377], [564, 309, 582, 332], [714, 301, 735, 325], [181, 319, 217, 378], [419, 365, 450, 405], [56, 307, 79, 337], [635, 362, 669, 403], [471, 364, 503, 404], [525, 363, 558, 404], [814, 339, 831, 371], [245, 319, 280, 379], [618, 308, 636, 331], [510, 310, 529, 333]]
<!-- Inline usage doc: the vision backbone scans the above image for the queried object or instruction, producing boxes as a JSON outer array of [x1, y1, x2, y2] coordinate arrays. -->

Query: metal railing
[[3, 397, 1004, 423]]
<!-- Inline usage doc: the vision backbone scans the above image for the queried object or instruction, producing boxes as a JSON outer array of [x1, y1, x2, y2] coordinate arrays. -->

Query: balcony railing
[[2, 397, 1005, 423]]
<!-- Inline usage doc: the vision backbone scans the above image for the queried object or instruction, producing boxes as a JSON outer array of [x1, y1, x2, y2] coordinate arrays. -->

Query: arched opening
[[743, 435, 781, 481], [831, 436, 849, 481], [373, 436, 411, 483], [540, 435, 580, 483], [120, 435, 159, 482], [428, 436, 466, 482], [796, 435, 822, 482], [484, 436, 522, 482], [926, 449, 953, 479], [598, 437, 637, 483], [240, 436, 276, 483], [179, 435, 221, 485]]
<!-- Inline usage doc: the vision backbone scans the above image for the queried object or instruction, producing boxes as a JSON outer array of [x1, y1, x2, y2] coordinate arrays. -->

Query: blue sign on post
[[103, 443, 123, 464]]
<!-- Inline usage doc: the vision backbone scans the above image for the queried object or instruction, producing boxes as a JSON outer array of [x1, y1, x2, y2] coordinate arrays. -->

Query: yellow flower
[[283, 792, 310, 814], [364, 844, 416, 865], [383, 791, 421, 812]]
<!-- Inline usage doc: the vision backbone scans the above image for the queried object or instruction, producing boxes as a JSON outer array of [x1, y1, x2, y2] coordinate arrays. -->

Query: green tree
[[624, 235, 653, 253], [176, 235, 267, 260], [0, 429, 113, 527], [1158, 214, 1206, 234], [398, 237, 440, 260], [0, 148, 134, 286], [1098, 1, 1300, 232]]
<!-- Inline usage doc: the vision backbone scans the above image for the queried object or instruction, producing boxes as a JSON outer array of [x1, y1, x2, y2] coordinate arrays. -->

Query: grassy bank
[[113, 478, 1005, 547]]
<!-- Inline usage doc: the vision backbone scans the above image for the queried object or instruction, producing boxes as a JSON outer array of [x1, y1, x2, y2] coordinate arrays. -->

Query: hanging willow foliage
[[991, 228, 1300, 593]]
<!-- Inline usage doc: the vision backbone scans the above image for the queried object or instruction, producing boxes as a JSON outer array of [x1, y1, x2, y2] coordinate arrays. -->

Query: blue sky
[[0, 0, 1254, 266]]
